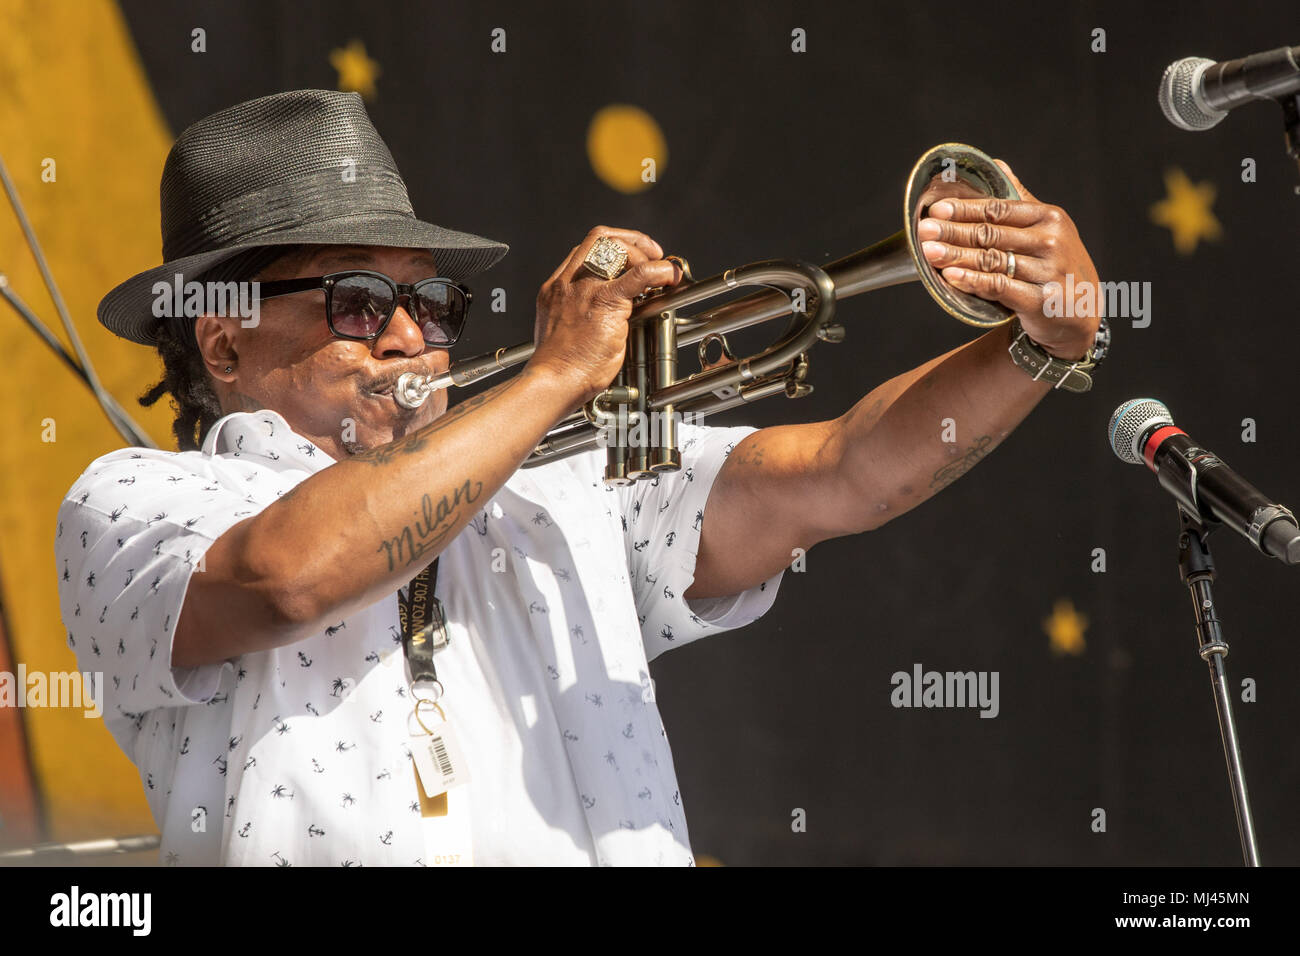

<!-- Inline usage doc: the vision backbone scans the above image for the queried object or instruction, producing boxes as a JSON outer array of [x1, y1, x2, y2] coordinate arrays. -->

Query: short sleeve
[[617, 422, 784, 662], [54, 450, 259, 755]]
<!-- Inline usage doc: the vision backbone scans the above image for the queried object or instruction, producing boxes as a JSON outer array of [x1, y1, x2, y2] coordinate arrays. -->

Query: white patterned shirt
[[54, 410, 782, 866]]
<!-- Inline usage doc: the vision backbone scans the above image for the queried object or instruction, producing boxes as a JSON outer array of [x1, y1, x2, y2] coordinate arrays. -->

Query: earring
[[225, 366, 233, 373]]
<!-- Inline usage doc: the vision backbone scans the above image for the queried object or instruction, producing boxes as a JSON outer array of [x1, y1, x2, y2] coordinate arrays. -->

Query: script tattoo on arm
[[351, 376, 522, 468], [378, 480, 484, 571], [929, 434, 995, 492]]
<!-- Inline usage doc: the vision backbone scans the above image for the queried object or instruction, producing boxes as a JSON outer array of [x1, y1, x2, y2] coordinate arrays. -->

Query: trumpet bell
[[905, 142, 1022, 328], [813, 143, 1021, 331]]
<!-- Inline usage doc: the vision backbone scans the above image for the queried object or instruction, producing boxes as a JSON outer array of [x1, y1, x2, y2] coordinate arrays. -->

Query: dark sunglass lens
[[331, 275, 393, 338], [413, 283, 467, 345]]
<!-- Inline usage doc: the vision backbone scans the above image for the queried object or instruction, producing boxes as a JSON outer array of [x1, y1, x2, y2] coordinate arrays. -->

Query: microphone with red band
[[1109, 398, 1300, 565]]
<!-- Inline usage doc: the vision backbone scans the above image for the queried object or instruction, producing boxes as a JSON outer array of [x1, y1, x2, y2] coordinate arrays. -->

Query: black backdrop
[[117, 0, 1300, 864]]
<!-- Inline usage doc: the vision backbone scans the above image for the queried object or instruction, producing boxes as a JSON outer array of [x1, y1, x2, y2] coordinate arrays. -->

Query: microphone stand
[[0, 833, 160, 864], [1175, 506, 1261, 865], [0, 152, 156, 449], [0, 277, 153, 447]]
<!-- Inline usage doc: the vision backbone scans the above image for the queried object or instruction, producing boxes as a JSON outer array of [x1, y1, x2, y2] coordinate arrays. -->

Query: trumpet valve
[[634, 255, 693, 305], [649, 448, 681, 473], [594, 385, 639, 407], [783, 352, 814, 398]]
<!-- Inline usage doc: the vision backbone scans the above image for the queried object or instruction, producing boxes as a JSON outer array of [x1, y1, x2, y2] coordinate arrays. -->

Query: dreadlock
[[138, 316, 223, 452], [137, 244, 311, 451]]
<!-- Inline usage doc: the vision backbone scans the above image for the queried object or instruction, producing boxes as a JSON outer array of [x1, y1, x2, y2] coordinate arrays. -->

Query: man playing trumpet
[[55, 90, 1103, 866]]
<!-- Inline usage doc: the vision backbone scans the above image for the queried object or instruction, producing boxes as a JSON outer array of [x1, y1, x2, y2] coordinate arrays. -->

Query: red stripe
[[0, 583, 43, 846], [1143, 425, 1185, 470]]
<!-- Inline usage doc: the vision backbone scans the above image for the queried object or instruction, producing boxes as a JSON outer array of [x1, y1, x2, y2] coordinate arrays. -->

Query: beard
[[339, 400, 437, 456]]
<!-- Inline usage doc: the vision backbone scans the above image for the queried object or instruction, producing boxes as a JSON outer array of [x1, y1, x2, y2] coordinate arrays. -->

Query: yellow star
[[1044, 598, 1088, 656], [330, 39, 380, 101], [1149, 167, 1222, 255]]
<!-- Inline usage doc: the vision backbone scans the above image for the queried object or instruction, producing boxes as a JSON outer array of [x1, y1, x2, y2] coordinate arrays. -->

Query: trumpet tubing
[[393, 143, 1019, 483]]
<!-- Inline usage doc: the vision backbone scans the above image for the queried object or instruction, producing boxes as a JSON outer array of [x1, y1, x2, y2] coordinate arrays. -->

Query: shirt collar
[[199, 409, 577, 509], [201, 410, 334, 472]]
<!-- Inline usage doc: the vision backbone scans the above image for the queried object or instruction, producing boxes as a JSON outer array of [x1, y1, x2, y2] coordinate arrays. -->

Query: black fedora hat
[[98, 89, 508, 346]]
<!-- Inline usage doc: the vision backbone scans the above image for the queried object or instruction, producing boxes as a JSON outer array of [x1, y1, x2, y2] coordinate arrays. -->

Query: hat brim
[[98, 214, 508, 346]]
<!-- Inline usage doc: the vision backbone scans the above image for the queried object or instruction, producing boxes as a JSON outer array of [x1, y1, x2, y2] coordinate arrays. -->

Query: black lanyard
[[399, 557, 450, 687]]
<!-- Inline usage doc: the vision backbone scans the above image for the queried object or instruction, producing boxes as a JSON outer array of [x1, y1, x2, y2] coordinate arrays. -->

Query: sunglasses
[[257, 270, 472, 347]]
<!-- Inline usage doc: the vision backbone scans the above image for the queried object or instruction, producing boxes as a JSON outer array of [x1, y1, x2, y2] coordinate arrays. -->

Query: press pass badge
[[420, 785, 473, 866], [409, 700, 474, 866], [410, 699, 471, 799]]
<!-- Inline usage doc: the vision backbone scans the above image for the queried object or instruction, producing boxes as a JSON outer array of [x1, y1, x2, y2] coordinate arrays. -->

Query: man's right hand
[[531, 226, 684, 406]]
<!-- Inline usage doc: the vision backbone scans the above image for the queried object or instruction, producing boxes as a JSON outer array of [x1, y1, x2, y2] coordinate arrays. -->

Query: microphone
[[1109, 398, 1300, 565], [1158, 45, 1300, 130]]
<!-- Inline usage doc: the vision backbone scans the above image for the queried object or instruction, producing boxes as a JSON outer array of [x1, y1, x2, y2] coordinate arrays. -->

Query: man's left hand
[[917, 159, 1101, 360]]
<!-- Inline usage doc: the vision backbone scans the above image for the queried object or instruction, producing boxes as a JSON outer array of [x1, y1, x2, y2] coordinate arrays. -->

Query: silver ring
[[1006, 251, 1016, 280], [581, 236, 629, 280], [411, 678, 444, 704]]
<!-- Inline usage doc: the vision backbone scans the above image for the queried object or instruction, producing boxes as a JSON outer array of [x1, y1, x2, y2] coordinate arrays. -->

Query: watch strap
[[1006, 318, 1098, 393]]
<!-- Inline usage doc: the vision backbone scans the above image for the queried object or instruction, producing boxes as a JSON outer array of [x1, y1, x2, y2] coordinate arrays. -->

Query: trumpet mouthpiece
[[394, 372, 430, 409]]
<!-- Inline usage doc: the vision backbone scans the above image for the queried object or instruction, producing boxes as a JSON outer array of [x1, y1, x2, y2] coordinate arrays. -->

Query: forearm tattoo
[[351, 376, 522, 467], [377, 481, 484, 571], [929, 435, 994, 492]]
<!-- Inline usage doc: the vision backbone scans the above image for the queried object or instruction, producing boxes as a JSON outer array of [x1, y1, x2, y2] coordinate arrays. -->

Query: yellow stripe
[[0, 0, 175, 845]]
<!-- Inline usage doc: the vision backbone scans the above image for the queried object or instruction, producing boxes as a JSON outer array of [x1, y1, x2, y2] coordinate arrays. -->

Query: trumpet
[[394, 143, 1021, 484]]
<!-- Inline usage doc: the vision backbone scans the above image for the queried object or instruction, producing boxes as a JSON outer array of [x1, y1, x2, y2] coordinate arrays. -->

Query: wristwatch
[[1007, 315, 1110, 393]]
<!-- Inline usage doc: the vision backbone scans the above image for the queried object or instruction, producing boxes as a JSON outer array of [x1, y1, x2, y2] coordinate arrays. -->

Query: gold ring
[[1006, 251, 1016, 280], [413, 698, 447, 736], [582, 236, 629, 280]]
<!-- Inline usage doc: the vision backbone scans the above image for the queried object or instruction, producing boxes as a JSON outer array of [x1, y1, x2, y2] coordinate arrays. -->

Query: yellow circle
[[586, 104, 667, 194]]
